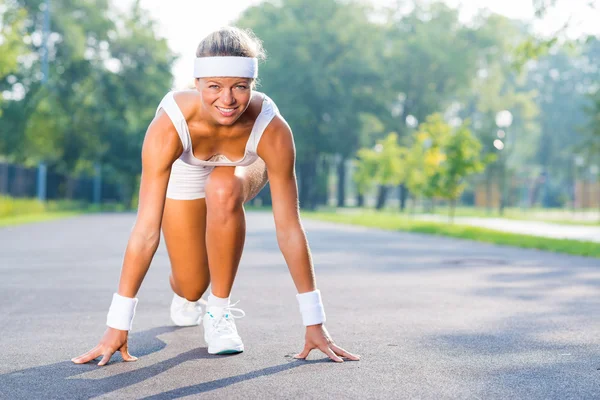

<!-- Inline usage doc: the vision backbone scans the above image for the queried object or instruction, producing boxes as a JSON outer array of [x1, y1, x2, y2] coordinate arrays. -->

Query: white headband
[[194, 56, 258, 78]]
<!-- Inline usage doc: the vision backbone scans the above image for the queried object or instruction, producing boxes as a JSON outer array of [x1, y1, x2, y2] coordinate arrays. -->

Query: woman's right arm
[[71, 109, 182, 366], [117, 111, 183, 297]]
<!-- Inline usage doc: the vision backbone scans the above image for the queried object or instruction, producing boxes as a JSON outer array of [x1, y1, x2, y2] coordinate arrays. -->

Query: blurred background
[[1, 0, 599, 233]]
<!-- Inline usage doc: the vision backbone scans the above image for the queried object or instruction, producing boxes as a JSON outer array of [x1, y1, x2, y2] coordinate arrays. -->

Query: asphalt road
[[1, 212, 600, 399]]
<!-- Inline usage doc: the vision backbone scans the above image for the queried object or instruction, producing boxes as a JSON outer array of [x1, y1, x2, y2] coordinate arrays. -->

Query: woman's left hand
[[294, 324, 361, 363]]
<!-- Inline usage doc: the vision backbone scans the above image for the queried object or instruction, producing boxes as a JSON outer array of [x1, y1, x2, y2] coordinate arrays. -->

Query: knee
[[205, 173, 244, 215], [176, 280, 207, 302], [171, 275, 206, 302], [179, 287, 204, 302]]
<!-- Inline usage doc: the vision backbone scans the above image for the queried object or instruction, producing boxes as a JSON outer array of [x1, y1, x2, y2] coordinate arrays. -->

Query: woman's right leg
[[162, 197, 210, 302]]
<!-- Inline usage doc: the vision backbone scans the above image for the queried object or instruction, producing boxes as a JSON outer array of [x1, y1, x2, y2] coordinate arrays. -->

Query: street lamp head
[[495, 110, 513, 128], [405, 114, 418, 128]]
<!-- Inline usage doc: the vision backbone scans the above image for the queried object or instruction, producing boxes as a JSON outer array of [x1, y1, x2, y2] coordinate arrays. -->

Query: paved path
[[417, 215, 600, 243], [1, 212, 600, 399]]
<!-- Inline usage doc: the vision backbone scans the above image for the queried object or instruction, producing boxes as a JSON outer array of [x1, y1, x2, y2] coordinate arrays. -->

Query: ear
[[194, 78, 202, 92]]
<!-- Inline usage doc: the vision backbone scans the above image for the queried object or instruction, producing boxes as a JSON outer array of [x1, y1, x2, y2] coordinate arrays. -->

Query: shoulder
[[257, 113, 295, 165], [171, 90, 202, 121]]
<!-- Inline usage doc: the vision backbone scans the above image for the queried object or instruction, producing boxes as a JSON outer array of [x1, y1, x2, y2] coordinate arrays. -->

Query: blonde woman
[[72, 27, 359, 365]]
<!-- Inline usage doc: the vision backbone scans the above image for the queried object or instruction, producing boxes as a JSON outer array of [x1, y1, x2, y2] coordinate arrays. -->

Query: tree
[[353, 133, 406, 209], [433, 121, 487, 222], [0, 0, 175, 204], [238, 0, 382, 209], [404, 114, 450, 211], [461, 13, 539, 212], [376, 2, 485, 208]]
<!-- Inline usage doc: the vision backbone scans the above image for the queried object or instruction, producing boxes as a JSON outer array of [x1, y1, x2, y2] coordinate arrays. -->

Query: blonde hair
[[196, 27, 266, 60]]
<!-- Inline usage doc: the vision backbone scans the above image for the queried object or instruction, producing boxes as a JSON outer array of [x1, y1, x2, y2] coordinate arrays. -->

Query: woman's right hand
[[71, 327, 137, 366]]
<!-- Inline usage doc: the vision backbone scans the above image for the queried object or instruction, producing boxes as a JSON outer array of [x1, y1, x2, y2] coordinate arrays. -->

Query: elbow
[[275, 223, 304, 247], [129, 228, 161, 253]]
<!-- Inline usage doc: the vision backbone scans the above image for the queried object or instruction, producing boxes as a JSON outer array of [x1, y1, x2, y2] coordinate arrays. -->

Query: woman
[[72, 26, 359, 365]]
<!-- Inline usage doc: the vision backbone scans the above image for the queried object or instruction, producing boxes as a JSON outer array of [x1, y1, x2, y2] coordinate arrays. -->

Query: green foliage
[[354, 114, 488, 215], [404, 114, 452, 199], [0, 0, 175, 204], [0, 195, 46, 217], [353, 133, 406, 194], [0, 0, 596, 212], [0, 3, 27, 78], [238, 0, 381, 160], [353, 147, 379, 196], [432, 121, 486, 221], [382, 3, 482, 131], [582, 92, 600, 160]]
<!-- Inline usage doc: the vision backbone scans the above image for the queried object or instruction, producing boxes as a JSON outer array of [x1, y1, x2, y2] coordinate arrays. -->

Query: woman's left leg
[[204, 158, 268, 298]]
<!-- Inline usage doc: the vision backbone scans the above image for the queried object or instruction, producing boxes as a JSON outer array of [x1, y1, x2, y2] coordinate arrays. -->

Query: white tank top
[[155, 91, 279, 167]]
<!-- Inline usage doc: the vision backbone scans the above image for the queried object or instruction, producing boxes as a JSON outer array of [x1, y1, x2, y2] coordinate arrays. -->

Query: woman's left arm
[[258, 116, 360, 363]]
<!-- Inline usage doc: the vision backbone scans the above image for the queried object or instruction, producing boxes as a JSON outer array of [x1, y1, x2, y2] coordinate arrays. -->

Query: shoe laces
[[210, 301, 245, 335]]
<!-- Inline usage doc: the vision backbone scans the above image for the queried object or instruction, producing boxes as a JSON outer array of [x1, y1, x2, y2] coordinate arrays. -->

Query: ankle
[[208, 291, 230, 308]]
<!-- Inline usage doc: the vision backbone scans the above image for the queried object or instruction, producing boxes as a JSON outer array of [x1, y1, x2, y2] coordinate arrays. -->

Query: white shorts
[[166, 159, 215, 200]]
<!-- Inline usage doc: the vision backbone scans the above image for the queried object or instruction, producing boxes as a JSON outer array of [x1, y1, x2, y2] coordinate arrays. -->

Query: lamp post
[[574, 155, 585, 211], [495, 110, 513, 216], [37, 0, 51, 202], [591, 164, 599, 219]]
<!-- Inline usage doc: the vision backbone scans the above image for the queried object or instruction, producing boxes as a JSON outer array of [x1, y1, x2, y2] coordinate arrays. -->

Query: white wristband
[[106, 293, 138, 331], [296, 289, 326, 326]]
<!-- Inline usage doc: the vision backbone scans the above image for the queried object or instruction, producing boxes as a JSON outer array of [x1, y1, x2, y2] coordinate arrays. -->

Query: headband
[[194, 56, 258, 78]]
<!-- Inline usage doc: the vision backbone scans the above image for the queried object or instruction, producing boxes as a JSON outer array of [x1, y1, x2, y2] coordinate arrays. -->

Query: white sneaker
[[203, 302, 245, 355], [170, 293, 203, 326]]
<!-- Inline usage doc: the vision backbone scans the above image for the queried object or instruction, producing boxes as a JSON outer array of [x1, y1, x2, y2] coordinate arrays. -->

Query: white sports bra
[[156, 91, 279, 167]]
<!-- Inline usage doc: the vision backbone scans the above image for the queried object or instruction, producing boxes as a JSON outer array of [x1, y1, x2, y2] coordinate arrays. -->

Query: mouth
[[216, 106, 238, 117]]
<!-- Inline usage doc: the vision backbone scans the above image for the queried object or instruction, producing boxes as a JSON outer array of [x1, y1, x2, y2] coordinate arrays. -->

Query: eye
[[209, 84, 219, 89], [236, 85, 248, 90]]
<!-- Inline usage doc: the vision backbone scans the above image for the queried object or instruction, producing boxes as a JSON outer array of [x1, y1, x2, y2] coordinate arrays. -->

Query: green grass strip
[[304, 211, 600, 258], [0, 211, 81, 227]]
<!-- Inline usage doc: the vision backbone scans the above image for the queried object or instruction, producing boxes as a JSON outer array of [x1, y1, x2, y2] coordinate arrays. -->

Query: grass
[[0, 211, 82, 227], [0, 196, 129, 227], [304, 210, 600, 258]]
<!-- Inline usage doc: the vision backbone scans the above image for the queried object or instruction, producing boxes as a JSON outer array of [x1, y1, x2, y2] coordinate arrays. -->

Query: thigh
[[162, 197, 210, 297], [235, 157, 269, 203]]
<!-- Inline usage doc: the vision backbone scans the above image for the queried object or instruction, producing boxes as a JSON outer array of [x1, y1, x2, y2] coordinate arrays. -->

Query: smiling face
[[195, 77, 253, 126]]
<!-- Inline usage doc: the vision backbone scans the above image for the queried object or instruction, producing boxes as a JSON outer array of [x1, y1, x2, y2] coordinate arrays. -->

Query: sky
[[116, 0, 600, 89]]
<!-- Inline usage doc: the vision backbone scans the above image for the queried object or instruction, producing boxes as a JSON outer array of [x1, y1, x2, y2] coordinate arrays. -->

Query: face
[[195, 77, 253, 126]]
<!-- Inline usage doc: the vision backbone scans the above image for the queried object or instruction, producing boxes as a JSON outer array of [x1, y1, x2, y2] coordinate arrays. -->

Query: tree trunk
[[66, 176, 77, 200], [298, 162, 309, 209], [375, 185, 388, 210], [337, 158, 346, 208], [499, 158, 506, 216], [449, 198, 456, 224], [298, 160, 318, 210], [357, 193, 364, 208], [398, 183, 408, 211], [486, 167, 492, 215]]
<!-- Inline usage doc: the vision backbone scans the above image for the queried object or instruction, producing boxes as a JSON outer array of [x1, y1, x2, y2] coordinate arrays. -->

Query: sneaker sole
[[207, 344, 245, 355], [215, 349, 244, 355]]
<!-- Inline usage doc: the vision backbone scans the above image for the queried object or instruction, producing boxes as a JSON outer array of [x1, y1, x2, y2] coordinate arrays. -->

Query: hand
[[294, 324, 361, 363], [71, 327, 137, 366]]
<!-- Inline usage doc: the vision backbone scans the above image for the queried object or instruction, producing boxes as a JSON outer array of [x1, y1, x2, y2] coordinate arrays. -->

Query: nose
[[220, 89, 235, 106]]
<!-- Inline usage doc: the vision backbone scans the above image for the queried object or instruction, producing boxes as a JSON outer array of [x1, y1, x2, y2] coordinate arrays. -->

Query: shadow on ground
[[0, 325, 311, 399]]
